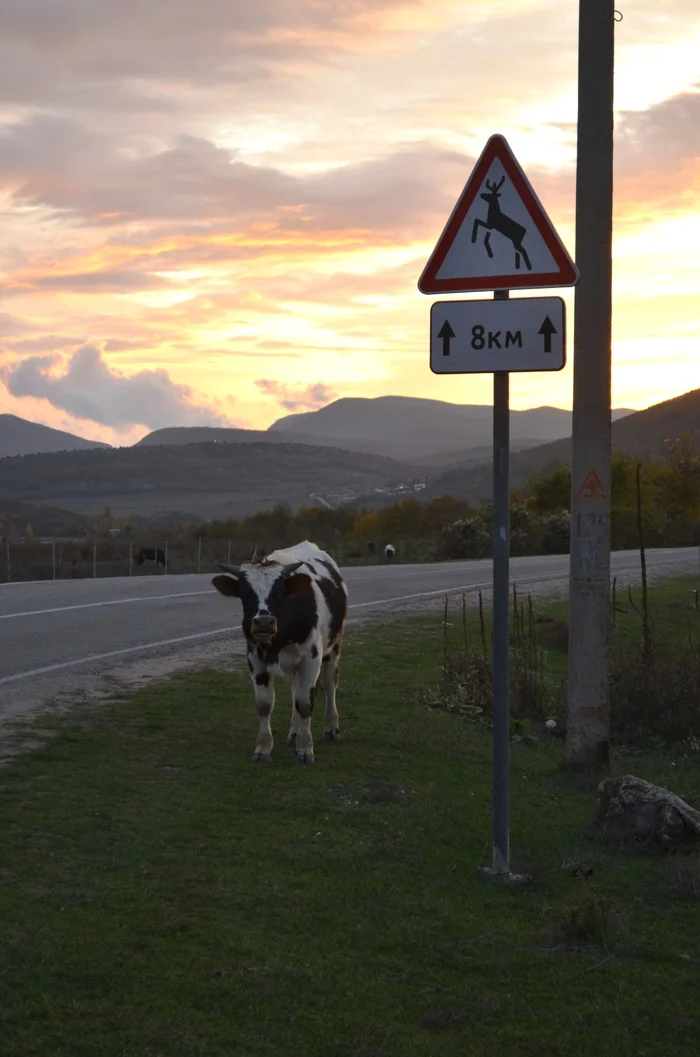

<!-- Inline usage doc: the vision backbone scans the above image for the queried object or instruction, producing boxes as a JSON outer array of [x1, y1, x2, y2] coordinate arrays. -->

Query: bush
[[610, 641, 700, 743], [541, 512, 570, 554], [438, 516, 490, 560]]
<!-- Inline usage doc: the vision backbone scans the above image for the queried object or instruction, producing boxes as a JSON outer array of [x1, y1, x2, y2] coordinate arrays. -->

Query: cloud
[[255, 378, 336, 411], [613, 87, 700, 224], [0, 0, 431, 133], [1, 334, 88, 354], [618, 88, 700, 168], [0, 312, 31, 337], [0, 116, 469, 238], [2, 88, 695, 267], [28, 269, 168, 294], [0, 344, 237, 429]]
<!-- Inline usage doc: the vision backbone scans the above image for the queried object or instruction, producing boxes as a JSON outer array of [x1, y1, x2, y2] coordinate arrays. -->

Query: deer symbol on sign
[[471, 175, 532, 271]]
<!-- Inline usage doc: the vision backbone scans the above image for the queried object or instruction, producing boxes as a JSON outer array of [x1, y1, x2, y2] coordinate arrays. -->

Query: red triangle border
[[418, 135, 579, 294]]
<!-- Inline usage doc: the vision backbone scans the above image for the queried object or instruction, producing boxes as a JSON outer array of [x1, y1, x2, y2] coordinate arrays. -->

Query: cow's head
[[212, 560, 312, 643]]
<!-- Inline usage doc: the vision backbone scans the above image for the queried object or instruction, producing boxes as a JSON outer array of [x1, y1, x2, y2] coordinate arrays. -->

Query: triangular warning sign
[[418, 134, 579, 294], [575, 469, 607, 500]]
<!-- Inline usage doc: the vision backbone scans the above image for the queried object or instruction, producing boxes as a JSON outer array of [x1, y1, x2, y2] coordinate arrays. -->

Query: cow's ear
[[212, 573, 241, 598], [284, 572, 312, 597]]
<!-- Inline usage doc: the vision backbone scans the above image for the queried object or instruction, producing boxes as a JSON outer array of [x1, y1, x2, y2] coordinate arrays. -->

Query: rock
[[596, 774, 700, 849]]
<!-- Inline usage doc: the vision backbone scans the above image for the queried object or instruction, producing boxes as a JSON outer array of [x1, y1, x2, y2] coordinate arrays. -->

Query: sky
[[0, 0, 698, 446]]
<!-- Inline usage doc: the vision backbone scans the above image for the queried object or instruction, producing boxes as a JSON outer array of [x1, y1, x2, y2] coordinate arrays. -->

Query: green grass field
[[1, 579, 699, 1057]]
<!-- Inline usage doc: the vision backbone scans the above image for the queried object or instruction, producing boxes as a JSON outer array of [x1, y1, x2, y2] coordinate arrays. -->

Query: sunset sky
[[0, 0, 698, 447]]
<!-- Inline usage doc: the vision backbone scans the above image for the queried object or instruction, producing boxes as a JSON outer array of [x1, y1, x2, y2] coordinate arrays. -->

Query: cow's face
[[212, 561, 312, 643]]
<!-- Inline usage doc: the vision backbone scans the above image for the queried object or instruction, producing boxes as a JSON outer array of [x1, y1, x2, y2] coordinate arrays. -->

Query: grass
[[1, 586, 700, 1056]]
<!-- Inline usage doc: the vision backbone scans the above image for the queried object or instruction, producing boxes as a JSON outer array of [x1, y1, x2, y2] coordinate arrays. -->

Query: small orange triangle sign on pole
[[575, 468, 607, 500]]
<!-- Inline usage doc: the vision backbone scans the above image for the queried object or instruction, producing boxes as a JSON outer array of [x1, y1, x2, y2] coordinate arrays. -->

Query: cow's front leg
[[293, 652, 322, 765], [249, 657, 275, 763]]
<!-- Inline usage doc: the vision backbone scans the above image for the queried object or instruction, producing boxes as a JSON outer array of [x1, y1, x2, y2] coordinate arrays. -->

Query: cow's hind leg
[[292, 652, 322, 764], [286, 693, 300, 748], [322, 641, 341, 743], [251, 666, 275, 763]]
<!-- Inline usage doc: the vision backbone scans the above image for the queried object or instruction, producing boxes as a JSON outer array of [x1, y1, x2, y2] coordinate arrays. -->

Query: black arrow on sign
[[438, 320, 455, 356], [538, 316, 557, 353]]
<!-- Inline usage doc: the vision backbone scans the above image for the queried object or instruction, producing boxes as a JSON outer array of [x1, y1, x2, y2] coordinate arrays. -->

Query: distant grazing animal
[[384, 543, 396, 560], [134, 547, 166, 567], [212, 540, 348, 765], [366, 540, 376, 556]]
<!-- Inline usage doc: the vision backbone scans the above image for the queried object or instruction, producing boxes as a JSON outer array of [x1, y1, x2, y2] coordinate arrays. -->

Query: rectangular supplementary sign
[[430, 296, 566, 374]]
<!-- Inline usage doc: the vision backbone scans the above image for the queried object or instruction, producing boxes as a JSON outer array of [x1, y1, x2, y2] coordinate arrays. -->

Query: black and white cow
[[212, 541, 348, 765], [384, 543, 396, 560], [134, 547, 166, 567]]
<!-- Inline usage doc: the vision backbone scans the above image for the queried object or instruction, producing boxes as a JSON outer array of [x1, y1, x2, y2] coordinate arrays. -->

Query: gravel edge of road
[[1, 557, 697, 765]]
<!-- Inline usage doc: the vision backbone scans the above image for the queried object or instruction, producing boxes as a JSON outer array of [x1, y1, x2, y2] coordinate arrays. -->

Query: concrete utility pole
[[567, 0, 616, 769]]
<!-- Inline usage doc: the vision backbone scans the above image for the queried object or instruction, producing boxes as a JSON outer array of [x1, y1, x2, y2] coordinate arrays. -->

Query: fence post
[[93, 538, 97, 579], [197, 535, 202, 575], [164, 541, 169, 575], [129, 541, 133, 576], [227, 539, 232, 565], [52, 538, 57, 580], [5, 538, 10, 583]]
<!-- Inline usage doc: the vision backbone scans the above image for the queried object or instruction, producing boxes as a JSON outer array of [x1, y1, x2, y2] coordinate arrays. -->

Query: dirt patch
[[0, 637, 245, 766]]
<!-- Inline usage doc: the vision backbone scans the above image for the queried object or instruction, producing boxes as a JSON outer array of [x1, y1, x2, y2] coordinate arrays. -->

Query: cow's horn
[[281, 561, 304, 577], [219, 563, 241, 575]]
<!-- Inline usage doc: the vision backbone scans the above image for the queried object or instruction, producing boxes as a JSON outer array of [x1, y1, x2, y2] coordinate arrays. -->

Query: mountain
[[426, 388, 700, 502], [136, 423, 553, 467], [0, 414, 111, 458], [509, 387, 700, 476], [268, 396, 635, 464], [0, 440, 424, 521], [0, 500, 95, 538], [135, 425, 393, 459]]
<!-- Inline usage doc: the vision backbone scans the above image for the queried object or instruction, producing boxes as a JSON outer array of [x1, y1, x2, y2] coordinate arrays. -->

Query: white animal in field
[[212, 541, 347, 765], [384, 543, 396, 560]]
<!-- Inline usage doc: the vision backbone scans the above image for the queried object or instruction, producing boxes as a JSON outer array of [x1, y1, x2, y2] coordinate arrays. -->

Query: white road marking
[[0, 590, 211, 621], [0, 626, 242, 685]]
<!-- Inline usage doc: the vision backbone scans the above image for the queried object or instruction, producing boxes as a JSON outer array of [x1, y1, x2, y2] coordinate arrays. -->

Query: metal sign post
[[418, 133, 579, 881], [490, 290, 511, 875]]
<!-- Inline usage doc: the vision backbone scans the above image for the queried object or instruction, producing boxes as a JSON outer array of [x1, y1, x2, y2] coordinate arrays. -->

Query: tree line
[[196, 437, 700, 560]]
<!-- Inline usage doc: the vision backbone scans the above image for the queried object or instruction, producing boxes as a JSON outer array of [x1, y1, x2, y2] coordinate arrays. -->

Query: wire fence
[[1, 534, 425, 584], [1, 536, 238, 584]]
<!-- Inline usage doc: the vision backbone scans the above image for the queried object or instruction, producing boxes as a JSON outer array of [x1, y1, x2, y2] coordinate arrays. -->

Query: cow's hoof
[[324, 729, 341, 743], [252, 752, 272, 764], [295, 752, 315, 765], [286, 732, 297, 747]]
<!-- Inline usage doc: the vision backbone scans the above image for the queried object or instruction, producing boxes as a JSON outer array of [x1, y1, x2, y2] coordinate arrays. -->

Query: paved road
[[0, 548, 695, 728]]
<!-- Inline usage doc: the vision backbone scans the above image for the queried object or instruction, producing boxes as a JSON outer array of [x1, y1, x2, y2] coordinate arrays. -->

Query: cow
[[211, 540, 348, 765], [384, 543, 396, 560], [134, 547, 166, 568]]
